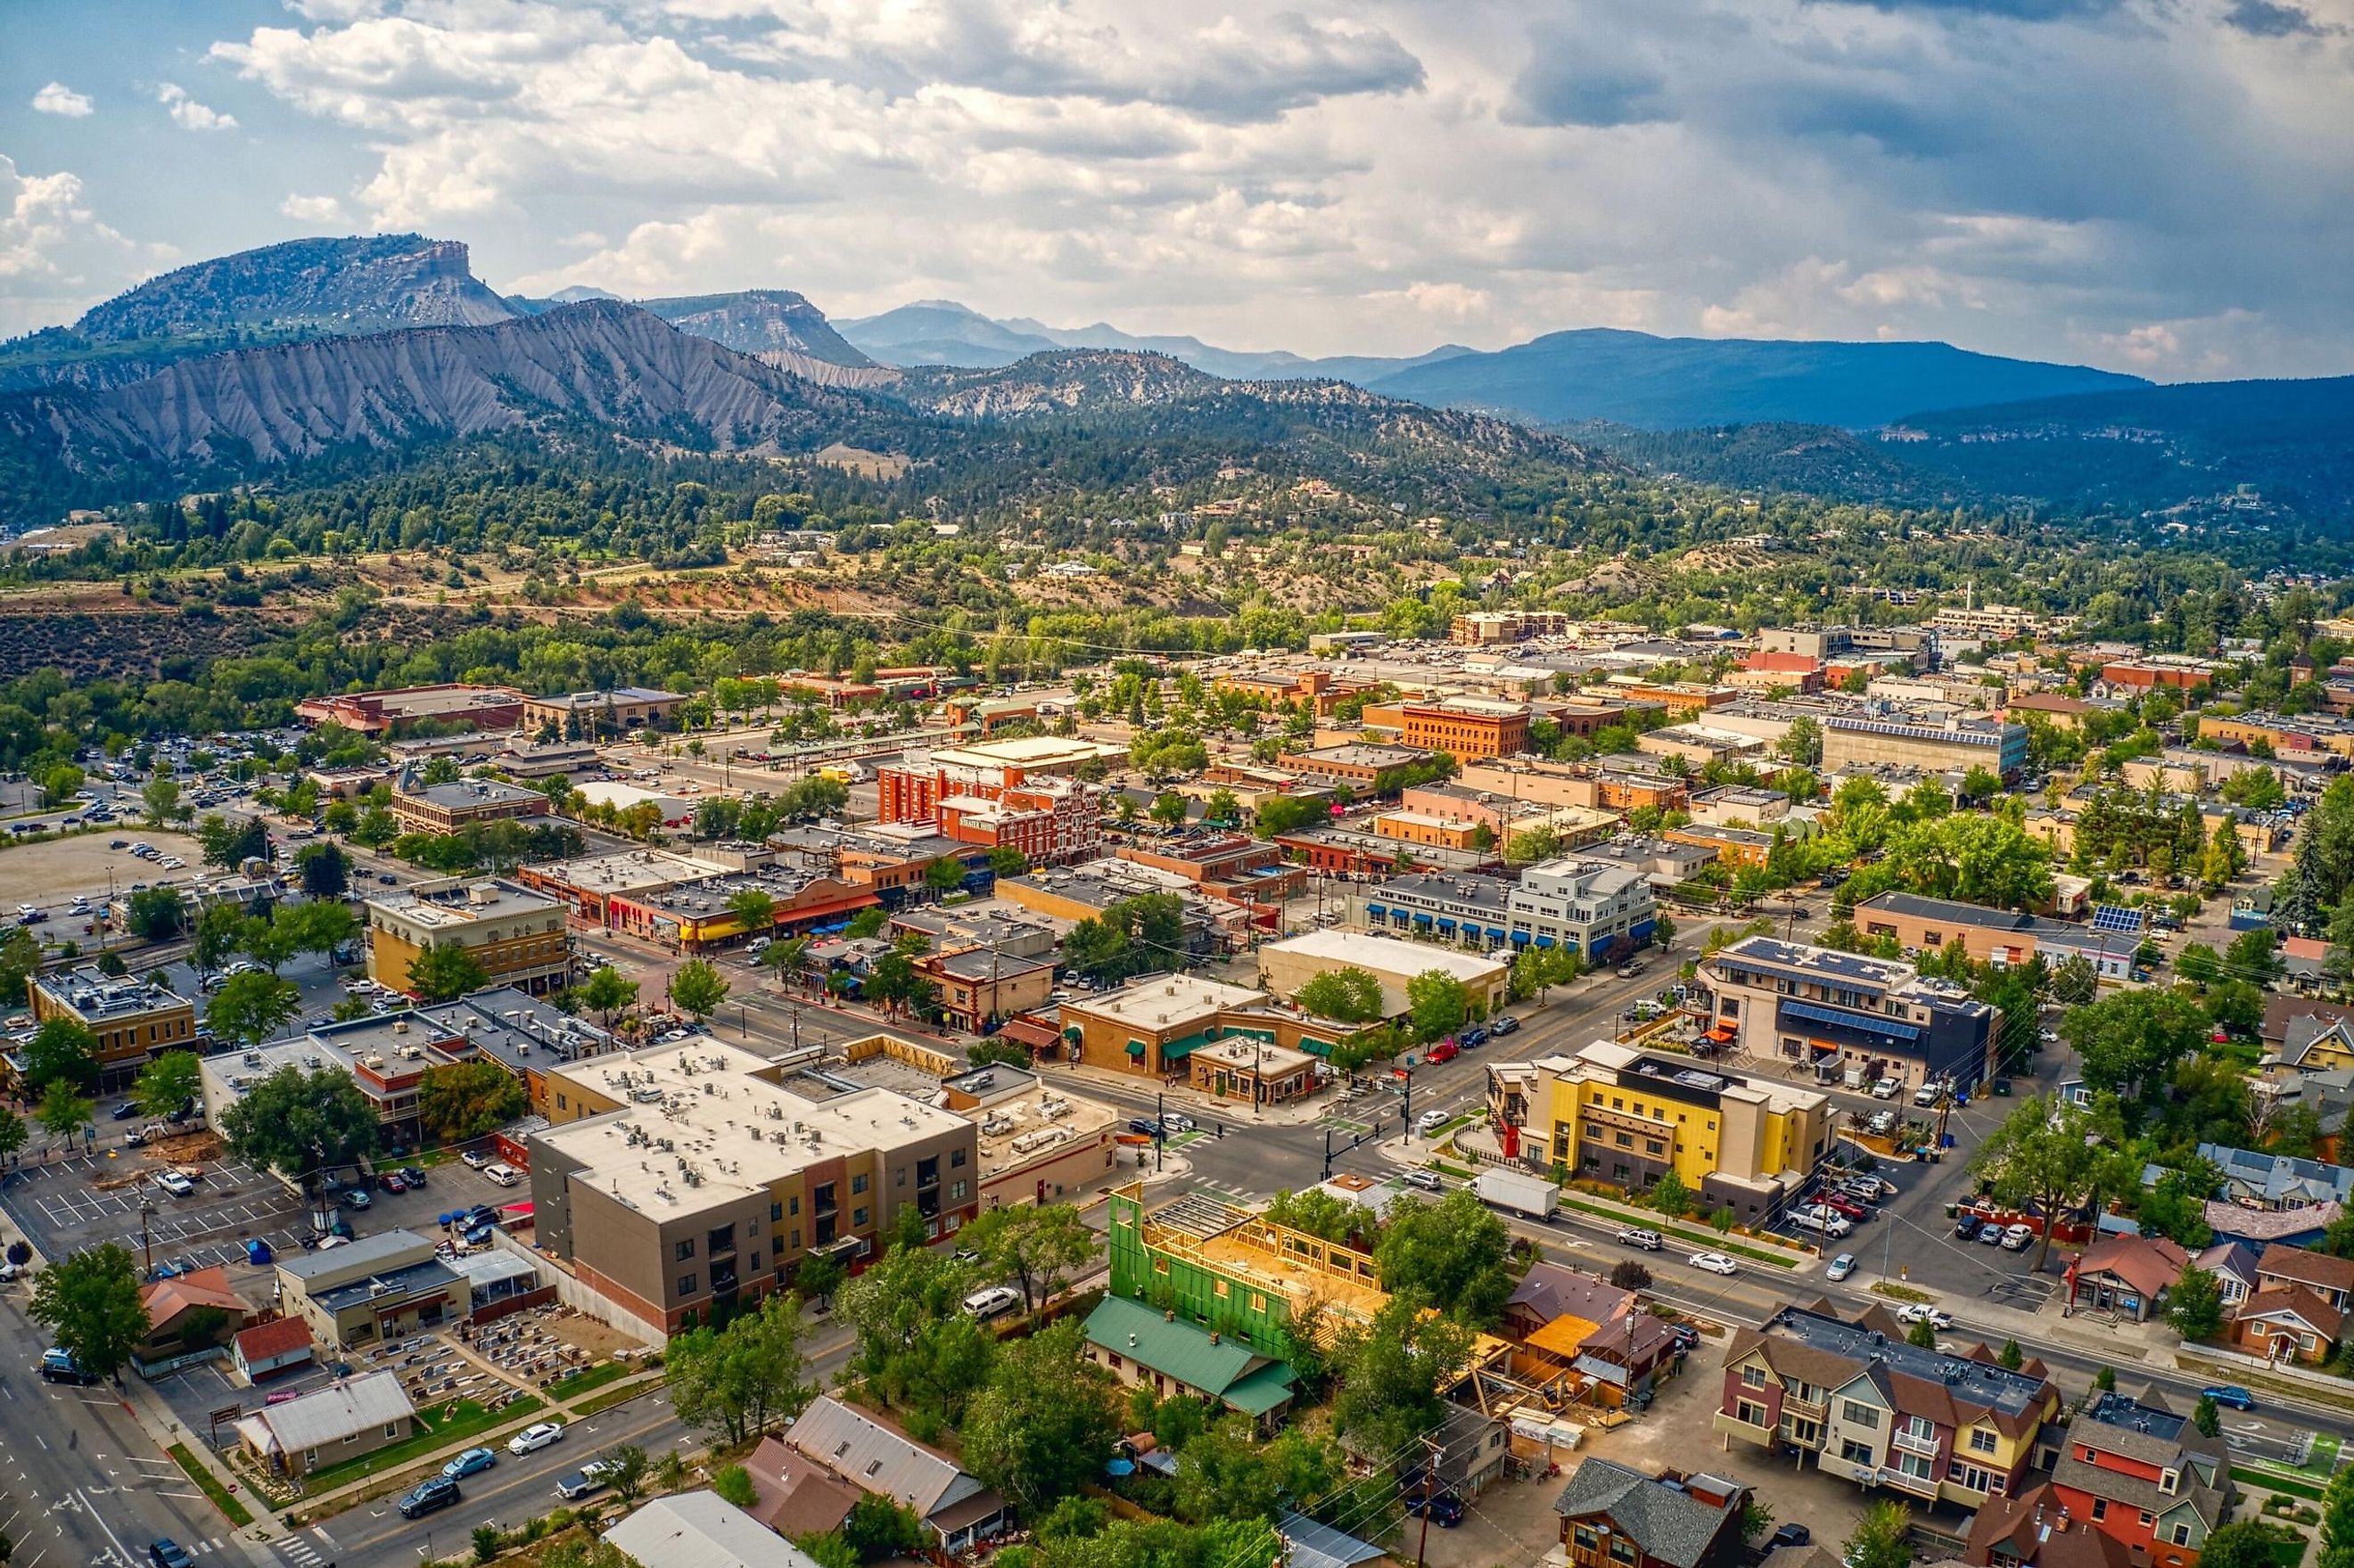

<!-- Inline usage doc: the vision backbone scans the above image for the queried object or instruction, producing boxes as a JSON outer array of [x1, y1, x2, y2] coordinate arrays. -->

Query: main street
[[0, 1292, 248, 1568]]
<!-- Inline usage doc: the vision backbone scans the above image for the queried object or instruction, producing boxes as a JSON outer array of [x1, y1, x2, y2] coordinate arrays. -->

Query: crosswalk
[[1191, 1178, 1263, 1205], [275, 1524, 338, 1566]]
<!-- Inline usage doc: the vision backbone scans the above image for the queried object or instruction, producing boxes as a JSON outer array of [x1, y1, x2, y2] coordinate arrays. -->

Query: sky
[[3, 0, 2350, 382]]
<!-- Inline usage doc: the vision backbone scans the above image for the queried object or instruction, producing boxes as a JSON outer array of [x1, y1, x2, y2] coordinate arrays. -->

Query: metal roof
[[786, 1395, 982, 1519], [603, 1492, 825, 1568], [252, 1369, 414, 1453]]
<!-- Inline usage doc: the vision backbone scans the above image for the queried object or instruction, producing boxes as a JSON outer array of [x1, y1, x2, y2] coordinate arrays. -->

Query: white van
[[482, 1162, 523, 1187], [960, 1285, 1021, 1321]]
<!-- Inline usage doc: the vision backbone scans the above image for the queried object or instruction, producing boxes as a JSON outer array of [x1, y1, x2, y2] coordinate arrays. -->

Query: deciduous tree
[[417, 1059, 528, 1144], [1293, 966, 1387, 1023], [407, 940, 490, 1003], [218, 1063, 378, 1192], [206, 971, 301, 1048], [1971, 1096, 2137, 1268], [135, 1050, 202, 1120], [29, 1243, 147, 1381], [671, 957, 729, 1020]]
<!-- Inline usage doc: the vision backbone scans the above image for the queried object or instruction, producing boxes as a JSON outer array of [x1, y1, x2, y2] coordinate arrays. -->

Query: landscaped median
[[169, 1442, 253, 1527]]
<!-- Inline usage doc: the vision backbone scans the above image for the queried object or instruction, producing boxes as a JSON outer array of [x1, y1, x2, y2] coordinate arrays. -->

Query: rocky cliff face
[[73, 234, 518, 341], [896, 349, 1222, 418], [1, 301, 891, 482], [640, 290, 877, 368]]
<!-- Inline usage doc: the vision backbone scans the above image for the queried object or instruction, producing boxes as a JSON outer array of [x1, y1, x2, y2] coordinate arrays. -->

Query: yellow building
[[1522, 1039, 1831, 1223], [364, 878, 571, 997], [25, 965, 197, 1095]]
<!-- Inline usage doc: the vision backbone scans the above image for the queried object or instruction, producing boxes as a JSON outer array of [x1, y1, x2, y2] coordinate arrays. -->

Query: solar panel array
[[2090, 904, 2146, 934]]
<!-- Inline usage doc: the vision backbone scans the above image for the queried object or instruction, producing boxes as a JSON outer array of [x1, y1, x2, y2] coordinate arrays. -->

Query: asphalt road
[[0, 1290, 240, 1568]]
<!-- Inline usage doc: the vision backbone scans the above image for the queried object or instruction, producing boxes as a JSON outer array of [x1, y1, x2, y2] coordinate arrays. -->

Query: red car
[[1426, 1039, 1462, 1064], [1812, 1192, 1867, 1221], [378, 1170, 409, 1194]]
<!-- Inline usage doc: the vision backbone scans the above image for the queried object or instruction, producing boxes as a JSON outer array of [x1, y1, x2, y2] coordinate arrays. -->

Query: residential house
[[1967, 1483, 2136, 1568], [2192, 1242, 2261, 1311], [740, 1433, 865, 1540], [603, 1490, 827, 1568], [2200, 1145, 2354, 1211], [233, 1369, 415, 1479], [1504, 1262, 1680, 1407], [1081, 1293, 1298, 1425], [2047, 1392, 2231, 1568], [2065, 1236, 2189, 1322], [2200, 1201, 2340, 1252], [1552, 1459, 1751, 1568], [2229, 1285, 2343, 1366], [1346, 1402, 1511, 1500], [230, 1317, 315, 1383], [1505, 1262, 1637, 1343], [782, 1394, 1008, 1554], [2252, 1244, 2354, 1310], [1714, 1302, 2061, 1507], [136, 1266, 252, 1368]]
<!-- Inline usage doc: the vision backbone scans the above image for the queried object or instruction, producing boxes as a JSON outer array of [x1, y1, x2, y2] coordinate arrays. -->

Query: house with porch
[[2229, 1285, 2343, 1366], [781, 1395, 1008, 1555], [2065, 1236, 2188, 1323], [1552, 1459, 1750, 1568]]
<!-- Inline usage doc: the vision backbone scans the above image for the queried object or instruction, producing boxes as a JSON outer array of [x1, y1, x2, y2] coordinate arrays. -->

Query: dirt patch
[[548, 1310, 646, 1360], [811, 442, 909, 479], [0, 827, 209, 906]]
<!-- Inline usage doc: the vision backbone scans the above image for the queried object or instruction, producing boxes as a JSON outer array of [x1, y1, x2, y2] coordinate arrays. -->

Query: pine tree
[[2276, 832, 2327, 937]]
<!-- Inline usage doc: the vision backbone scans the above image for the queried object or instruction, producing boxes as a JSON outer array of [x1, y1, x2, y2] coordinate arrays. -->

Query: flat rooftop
[[1263, 928, 1503, 981], [540, 1040, 968, 1212], [35, 965, 187, 1021], [970, 1082, 1118, 1183], [1768, 1305, 2049, 1417], [1069, 973, 1265, 1031], [366, 879, 559, 929], [525, 850, 734, 892], [402, 778, 544, 809], [923, 735, 1118, 769]]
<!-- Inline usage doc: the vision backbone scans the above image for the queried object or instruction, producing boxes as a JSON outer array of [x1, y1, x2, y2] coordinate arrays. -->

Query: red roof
[[234, 1317, 314, 1362]]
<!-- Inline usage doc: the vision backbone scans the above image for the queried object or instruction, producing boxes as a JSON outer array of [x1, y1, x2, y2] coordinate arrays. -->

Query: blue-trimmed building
[[1361, 858, 1656, 960], [1700, 934, 1997, 1094]]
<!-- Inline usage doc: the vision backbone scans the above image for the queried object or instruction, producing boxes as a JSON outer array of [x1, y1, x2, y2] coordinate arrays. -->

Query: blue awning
[[1413, 913, 1434, 925], [1436, 918, 1457, 932], [1535, 933, 1555, 948], [1781, 998, 1922, 1044], [1366, 904, 1387, 920], [1510, 931, 1531, 945], [1487, 926, 1510, 941]]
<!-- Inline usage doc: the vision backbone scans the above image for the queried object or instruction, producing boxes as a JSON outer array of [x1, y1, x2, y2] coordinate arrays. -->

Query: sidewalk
[[1840, 1262, 2180, 1367]]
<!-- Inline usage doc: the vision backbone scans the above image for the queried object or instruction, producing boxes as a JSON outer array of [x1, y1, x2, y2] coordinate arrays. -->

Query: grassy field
[[548, 1361, 632, 1403]]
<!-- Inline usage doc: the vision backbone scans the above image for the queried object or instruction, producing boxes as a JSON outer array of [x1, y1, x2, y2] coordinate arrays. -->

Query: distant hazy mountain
[[636, 291, 876, 369], [1362, 328, 2149, 430], [0, 234, 520, 392], [0, 301, 901, 509], [838, 298, 1472, 383]]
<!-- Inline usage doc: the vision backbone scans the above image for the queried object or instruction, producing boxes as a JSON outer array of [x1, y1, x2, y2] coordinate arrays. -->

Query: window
[[1251, 1293, 1265, 1311], [1214, 1279, 1230, 1297], [2173, 1526, 2194, 1547], [2140, 1514, 2153, 1528], [852, 1173, 869, 1194], [678, 1273, 697, 1295], [853, 1207, 869, 1228], [674, 1239, 696, 1261], [2090, 1499, 2108, 1522], [1840, 1439, 1875, 1466], [1970, 1429, 1997, 1455], [1737, 1399, 1768, 1427], [771, 1202, 783, 1222], [2160, 1469, 2178, 1494], [384, 1423, 399, 1439], [1741, 1367, 1767, 1389], [1609, 1539, 1635, 1564], [1841, 1401, 1880, 1428], [1575, 1528, 1600, 1552]]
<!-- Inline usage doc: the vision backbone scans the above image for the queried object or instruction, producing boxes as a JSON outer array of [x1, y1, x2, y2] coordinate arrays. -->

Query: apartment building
[[1715, 1303, 2062, 1507], [1701, 935, 1999, 1093], [530, 1040, 980, 1332], [387, 772, 550, 835], [1759, 625, 1936, 660], [1515, 1040, 1831, 1219], [2047, 1393, 2230, 1568], [1398, 697, 1533, 759], [1510, 858, 1659, 960], [2199, 712, 2354, 760], [1276, 742, 1433, 787], [1452, 609, 1575, 645], [24, 965, 198, 1094], [1822, 708, 2029, 779], [877, 738, 1109, 865], [364, 877, 572, 997]]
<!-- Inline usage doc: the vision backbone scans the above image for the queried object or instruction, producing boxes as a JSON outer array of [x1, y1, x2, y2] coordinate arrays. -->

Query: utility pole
[[1155, 1089, 1165, 1173], [1415, 1433, 1444, 1568]]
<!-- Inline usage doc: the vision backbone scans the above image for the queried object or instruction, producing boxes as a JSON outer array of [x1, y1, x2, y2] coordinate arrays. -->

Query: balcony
[[1710, 1408, 1775, 1449], [1893, 1429, 1941, 1459], [1782, 1392, 1827, 1420]]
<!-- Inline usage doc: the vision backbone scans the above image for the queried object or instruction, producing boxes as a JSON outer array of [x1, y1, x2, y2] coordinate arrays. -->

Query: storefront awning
[[1125, 1040, 1147, 1057]]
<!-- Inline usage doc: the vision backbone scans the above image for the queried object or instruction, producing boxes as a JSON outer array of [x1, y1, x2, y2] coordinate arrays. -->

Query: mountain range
[[0, 232, 2342, 523]]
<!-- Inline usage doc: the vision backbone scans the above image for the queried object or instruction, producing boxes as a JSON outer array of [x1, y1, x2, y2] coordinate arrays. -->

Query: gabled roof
[[1510, 1262, 1636, 1328], [232, 1316, 313, 1363], [2239, 1283, 2347, 1342], [1083, 1294, 1294, 1409], [1552, 1459, 1741, 1568], [2203, 1203, 2340, 1244], [249, 1369, 413, 1453], [603, 1490, 825, 1568], [786, 1394, 987, 1522], [2256, 1244, 2354, 1297], [142, 1265, 247, 1325], [1969, 1482, 2136, 1568]]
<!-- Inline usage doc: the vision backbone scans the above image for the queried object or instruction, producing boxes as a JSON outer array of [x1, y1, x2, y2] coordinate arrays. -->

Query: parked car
[[38, 1347, 96, 1384], [1769, 1524, 1814, 1550], [1813, 1193, 1867, 1222], [1897, 1304, 1954, 1330], [399, 1477, 462, 1519], [1401, 1170, 1444, 1193], [2202, 1385, 2257, 1411], [2001, 1223, 2036, 1252], [1980, 1221, 2008, 1246], [482, 1162, 523, 1187], [1871, 1077, 1902, 1099], [379, 1171, 407, 1193], [148, 1541, 194, 1568], [508, 1422, 566, 1456], [556, 1463, 616, 1500], [111, 1100, 144, 1121], [1912, 1083, 1943, 1107], [153, 1170, 195, 1198], [1403, 1490, 1464, 1526], [1125, 1118, 1163, 1137], [1689, 1251, 1739, 1276], [399, 1166, 427, 1187], [1425, 1039, 1461, 1064], [1790, 1205, 1851, 1239], [1414, 1108, 1452, 1135], [1824, 1252, 1856, 1282], [1458, 1026, 1490, 1048], [1955, 1214, 1982, 1241], [1616, 1227, 1663, 1251], [1489, 1015, 1519, 1036], [461, 1149, 492, 1170], [961, 1285, 1022, 1321], [444, 1447, 498, 1480]]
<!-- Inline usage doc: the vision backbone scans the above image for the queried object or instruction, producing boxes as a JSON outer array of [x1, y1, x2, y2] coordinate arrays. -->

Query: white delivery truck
[[1472, 1169, 1560, 1221]]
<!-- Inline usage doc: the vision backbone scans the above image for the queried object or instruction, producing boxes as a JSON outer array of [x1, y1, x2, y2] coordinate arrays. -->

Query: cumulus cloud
[[279, 193, 346, 223], [30, 82, 95, 118], [157, 82, 239, 132], [0, 152, 172, 334], [175, 0, 2354, 378]]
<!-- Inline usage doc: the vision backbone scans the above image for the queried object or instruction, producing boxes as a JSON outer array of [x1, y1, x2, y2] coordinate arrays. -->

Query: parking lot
[[0, 1137, 530, 1284]]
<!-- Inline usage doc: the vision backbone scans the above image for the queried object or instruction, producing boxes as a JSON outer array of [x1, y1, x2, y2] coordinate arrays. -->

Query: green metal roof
[[1083, 1295, 1295, 1412]]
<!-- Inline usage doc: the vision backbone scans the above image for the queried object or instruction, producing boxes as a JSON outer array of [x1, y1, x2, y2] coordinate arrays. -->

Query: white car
[[1415, 1109, 1451, 1136], [1897, 1303, 1955, 1330], [482, 1162, 523, 1187], [153, 1170, 196, 1197], [507, 1422, 566, 1455], [1870, 1077, 1902, 1100], [1689, 1251, 1739, 1276], [1790, 1205, 1852, 1239]]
